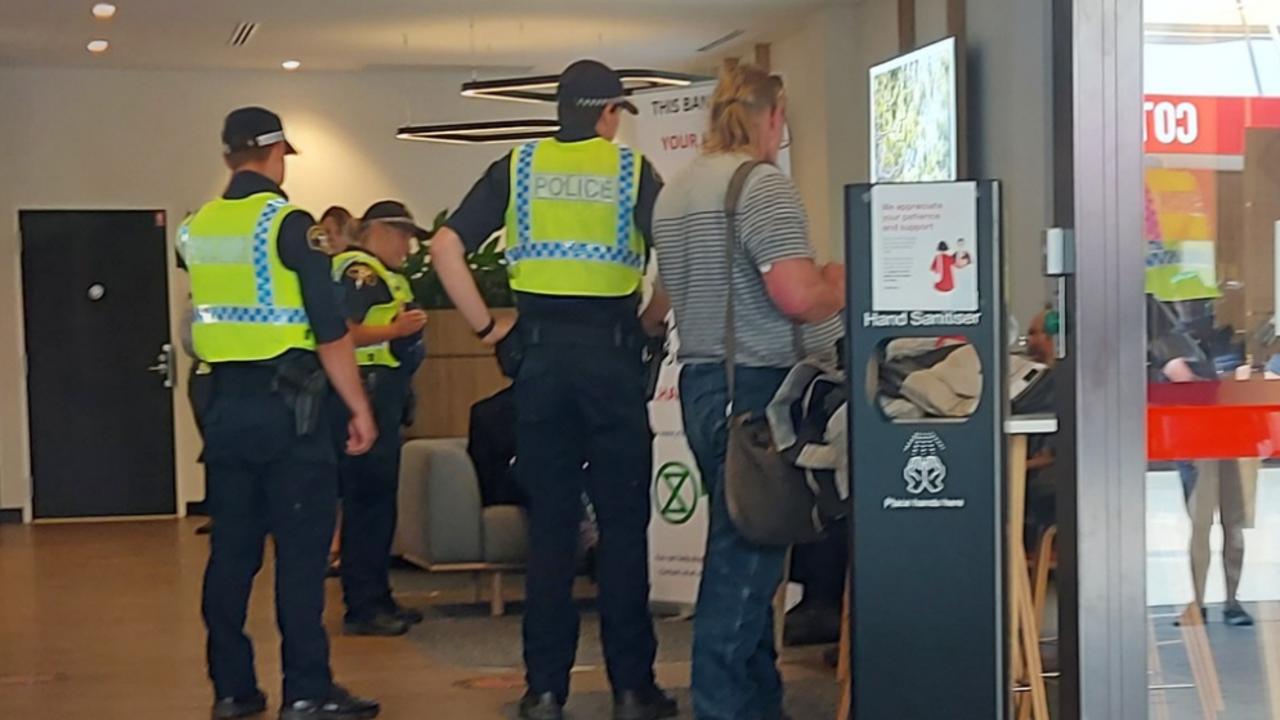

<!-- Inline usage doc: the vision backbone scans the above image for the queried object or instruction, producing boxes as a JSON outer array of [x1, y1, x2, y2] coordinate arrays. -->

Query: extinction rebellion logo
[[883, 432, 967, 511], [654, 462, 701, 525]]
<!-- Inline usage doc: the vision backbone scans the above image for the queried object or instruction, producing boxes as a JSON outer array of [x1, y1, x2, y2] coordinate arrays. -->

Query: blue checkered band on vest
[[194, 306, 310, 324], [194, 198, 308, 326], [507, 143, 643, 271], [252, 199, 288, 305]]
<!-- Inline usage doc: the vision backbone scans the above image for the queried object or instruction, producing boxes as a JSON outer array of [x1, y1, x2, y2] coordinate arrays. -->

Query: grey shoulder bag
[[722, 161, 824, 547]]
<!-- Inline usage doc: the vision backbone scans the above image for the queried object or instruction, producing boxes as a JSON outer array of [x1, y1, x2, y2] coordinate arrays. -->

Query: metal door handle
[[148, 343, 175, 388]]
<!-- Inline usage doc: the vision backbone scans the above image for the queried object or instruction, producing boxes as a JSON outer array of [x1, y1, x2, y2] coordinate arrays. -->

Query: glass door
[[1144, 1, 1280, 717]]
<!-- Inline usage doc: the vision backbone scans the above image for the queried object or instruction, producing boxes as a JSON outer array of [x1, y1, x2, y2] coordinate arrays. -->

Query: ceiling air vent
[[697, 29, 745, 53], [227, 22, 259, 48]]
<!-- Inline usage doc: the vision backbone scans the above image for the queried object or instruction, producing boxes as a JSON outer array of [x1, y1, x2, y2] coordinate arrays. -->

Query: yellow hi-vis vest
[[332, 250, 416, 368], [178, 192, 315, 363], [503, 137, 645, 297]]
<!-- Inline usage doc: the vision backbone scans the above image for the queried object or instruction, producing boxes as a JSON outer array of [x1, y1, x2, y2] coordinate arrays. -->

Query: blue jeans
[[681, 364, 791, 720]]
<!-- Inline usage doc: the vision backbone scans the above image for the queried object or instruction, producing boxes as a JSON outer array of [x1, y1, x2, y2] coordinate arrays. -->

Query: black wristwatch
[[476, 317, 496, 339]]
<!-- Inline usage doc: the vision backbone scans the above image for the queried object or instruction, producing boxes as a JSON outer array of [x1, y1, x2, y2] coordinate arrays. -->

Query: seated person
[[468, 382, 526, 508], [467, 358, 599, 567], [1022, 309, 1058, 540]]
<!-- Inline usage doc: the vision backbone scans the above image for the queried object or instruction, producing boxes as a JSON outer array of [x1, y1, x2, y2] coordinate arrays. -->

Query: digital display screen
[[870, 36, 959, 183]]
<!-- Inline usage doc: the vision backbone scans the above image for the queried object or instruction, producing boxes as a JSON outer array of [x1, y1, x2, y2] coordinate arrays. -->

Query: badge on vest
[[532, 173, 617, 204], [307, 224, 332, 253], [346, 264, 379, 289]]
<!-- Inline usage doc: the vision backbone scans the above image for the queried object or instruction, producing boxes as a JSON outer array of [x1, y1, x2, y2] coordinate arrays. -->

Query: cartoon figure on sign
[[931, 240, 958, 293], [903, 432, 948, 495], [931, 238, 972, 294]]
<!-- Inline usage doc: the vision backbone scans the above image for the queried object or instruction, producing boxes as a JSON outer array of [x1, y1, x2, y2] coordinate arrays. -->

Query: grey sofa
[[394, 438, 528, 616]]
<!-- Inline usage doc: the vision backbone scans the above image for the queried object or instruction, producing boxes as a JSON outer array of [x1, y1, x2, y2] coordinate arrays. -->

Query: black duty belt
[[520, 319, 640, 349]]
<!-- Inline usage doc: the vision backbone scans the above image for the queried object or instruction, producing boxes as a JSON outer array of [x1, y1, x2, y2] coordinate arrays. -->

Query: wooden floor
[[0, 519, 829, 720], [0, 519, 627, 719]]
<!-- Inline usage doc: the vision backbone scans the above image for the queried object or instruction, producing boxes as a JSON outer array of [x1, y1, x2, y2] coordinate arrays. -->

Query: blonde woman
[[651, 66, 845, 720], [331, 202, 429, 636]]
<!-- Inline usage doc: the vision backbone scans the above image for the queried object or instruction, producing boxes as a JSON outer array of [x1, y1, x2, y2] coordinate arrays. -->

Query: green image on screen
[[872, 40, 956, 183]]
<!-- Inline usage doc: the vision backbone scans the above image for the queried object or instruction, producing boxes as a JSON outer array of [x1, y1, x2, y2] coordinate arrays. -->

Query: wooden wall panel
[[406, 309, 515, 440], [1242, 129, 1280, 354], [1215, 171, 1246, 336]]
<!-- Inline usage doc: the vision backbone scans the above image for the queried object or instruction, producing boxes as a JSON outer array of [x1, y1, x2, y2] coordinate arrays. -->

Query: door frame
[[14, 206, 184, 523], [1062, 0, 1149, 716]]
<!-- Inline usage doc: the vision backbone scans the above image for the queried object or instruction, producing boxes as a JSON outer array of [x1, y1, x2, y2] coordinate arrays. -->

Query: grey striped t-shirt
[[653, 153, 844, 368]]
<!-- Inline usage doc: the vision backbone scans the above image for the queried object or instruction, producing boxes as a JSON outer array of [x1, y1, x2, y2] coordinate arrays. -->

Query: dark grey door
[[20, 210, 175, 518]]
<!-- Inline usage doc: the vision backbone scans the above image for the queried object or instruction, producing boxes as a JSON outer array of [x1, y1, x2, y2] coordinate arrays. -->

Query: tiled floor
[[1147, 467, 1280, 718]]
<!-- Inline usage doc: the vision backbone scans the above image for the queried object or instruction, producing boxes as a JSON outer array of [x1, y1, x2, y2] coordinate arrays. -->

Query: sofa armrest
[[395, 438, 484, 566]]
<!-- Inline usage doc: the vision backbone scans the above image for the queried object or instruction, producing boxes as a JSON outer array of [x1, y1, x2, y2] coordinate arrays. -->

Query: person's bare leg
[[1221, 460, 1254, 626], [1179, 461, 1216, 625], [1188, 462, 1216, 607]]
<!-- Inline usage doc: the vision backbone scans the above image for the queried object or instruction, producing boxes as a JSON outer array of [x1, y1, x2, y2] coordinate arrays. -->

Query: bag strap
[[723, 161, 806, 410], [724, 161, 761, 410]]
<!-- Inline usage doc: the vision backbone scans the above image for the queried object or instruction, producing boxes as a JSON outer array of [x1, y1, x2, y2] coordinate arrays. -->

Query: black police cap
[[361, 200, 430, 241], [557, 60, 638, 115], [222, 106, 298, 155]]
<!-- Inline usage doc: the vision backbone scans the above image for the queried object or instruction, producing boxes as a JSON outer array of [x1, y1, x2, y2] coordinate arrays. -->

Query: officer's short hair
[[558, 102, 606, 130], [224, 146, 273, 170]]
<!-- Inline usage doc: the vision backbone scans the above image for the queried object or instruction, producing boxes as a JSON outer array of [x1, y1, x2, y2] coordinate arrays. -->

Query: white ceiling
[[1146, 0, 1280, 27], [0, 0, 833, 74]]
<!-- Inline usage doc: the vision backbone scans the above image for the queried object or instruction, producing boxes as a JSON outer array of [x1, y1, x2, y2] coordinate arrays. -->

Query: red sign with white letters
[[1144, 94, 1280, 156]]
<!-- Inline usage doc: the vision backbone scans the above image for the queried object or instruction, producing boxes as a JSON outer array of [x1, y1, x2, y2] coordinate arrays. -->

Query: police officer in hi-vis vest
[[431, 61, 675, 720], [330, 201, 429, 637], [179, 107, 381, 720]]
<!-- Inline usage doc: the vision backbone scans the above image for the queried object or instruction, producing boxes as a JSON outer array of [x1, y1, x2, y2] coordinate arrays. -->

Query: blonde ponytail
[[704, 64, 784, 155]]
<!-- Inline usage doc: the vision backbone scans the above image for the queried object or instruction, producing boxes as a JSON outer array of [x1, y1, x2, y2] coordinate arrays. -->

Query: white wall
[[0, 66, 534, 514], [772, 12, 837, 258], [962, 0, 1056, 324], [769, 2, 873, 262]]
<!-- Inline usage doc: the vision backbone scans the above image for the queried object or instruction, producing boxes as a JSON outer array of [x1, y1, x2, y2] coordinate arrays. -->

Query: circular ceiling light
[[92, 3, 117, 20], [86, 39, 110, 54], [281, 60, 301, 71]]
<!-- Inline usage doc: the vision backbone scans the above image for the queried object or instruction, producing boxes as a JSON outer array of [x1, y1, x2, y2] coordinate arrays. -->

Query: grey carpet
[[406, 603, 694, 670], [493, 680, 839, 720], [389, 567, 839, 718]]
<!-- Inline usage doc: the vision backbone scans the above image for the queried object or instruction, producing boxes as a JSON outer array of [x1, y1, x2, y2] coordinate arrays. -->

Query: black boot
[[343, 612, 409, 637], [390, 602, 424, 625], [212, 690, 267, 719], [279, 685, 379, 720], [784, 601, 841, 646], [614, 686, 679, 720], [518, 691, 564, 720]]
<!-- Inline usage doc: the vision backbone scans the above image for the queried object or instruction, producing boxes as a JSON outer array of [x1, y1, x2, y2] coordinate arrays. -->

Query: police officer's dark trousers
[[338, 369, 410, 621], [516, 319, 659, 701], [201, 366, 337, 704]]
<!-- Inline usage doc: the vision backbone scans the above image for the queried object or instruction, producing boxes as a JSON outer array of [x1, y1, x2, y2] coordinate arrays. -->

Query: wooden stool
[[1008, 432, 1050, 720], [1031, 525, 1057, 625], [837, 576, 851, 719]]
